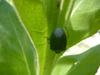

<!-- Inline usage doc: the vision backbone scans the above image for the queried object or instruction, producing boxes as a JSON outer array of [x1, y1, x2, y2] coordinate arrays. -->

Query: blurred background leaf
[[65, 0, 100, 47]]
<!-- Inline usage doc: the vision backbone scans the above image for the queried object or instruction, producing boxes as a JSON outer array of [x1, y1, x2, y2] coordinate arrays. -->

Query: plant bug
[[50, 28, 67, 53]]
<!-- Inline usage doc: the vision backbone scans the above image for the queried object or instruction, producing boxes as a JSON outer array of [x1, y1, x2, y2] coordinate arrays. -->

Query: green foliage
[[0, 0, 37, 75], [52, 45, 100, 75], [13, 0, 47, 75], [0, 0, 100, 75], [66, 0, 100, 47], [13, 0, 75, 75]]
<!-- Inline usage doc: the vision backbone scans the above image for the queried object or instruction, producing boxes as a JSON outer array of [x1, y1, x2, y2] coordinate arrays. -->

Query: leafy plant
[[0, 0, 100, 75]]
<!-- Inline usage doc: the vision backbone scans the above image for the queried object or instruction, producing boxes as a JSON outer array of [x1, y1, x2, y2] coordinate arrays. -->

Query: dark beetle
[[50, 28, 67, 53]]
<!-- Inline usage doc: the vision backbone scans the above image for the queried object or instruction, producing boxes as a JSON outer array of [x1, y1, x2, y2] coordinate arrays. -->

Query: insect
[[50, 28, 67, 53]]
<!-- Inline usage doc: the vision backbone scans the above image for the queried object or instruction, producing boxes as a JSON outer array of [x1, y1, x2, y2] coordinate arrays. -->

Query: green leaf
[[43, 0, 59, 33], [51, 56, 77, 75], [65, 0, 100, 47], [52, 45, 100, 75], [67, 45, 100, 75], [0, 0, 37, 75], [13, 0, 48, 75]]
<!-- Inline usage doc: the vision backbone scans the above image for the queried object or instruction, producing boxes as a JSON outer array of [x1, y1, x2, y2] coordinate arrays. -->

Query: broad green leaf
[[0, 0, 37, 75], [52, 45, 100, 75], [65, 0, 100, 47], [67, 45, 100, 75], [13, 0, 48, 75]]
